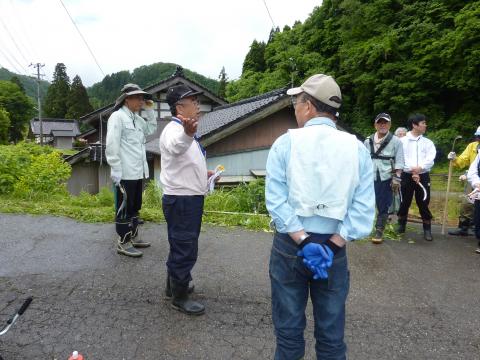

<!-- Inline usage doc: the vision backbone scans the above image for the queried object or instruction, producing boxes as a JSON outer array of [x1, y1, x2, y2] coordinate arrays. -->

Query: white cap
[[72, 351, 79, 359], [287, 74, 342, 109], [474, 126, 480, 136]]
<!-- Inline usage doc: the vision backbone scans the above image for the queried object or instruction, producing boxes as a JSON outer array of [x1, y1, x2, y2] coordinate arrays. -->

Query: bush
[[0, 142, 58, 194], [205, 179, 267, 214], [13, 151, 71, 198]]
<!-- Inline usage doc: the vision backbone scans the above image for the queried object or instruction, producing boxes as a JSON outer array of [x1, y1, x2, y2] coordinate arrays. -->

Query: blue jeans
[[270, 232, 349, 360]]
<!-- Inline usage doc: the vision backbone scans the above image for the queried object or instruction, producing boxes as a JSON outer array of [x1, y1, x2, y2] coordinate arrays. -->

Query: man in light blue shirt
[[265, 74, 375, 360]]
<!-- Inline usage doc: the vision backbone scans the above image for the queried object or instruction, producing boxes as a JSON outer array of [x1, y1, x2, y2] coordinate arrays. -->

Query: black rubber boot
[[448, 219, 470, 236], [397, 218, 407, 234], [423, 222, 433, 241], [372, 214, 387, 244], [170, 279, 205, 316], [130, 216, 151, 248], [165, 275, 194, 299]]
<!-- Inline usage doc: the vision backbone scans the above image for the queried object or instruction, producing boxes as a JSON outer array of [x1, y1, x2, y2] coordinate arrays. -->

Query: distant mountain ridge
[[0, 67, 50, 100], [87, 62, 221, 107]]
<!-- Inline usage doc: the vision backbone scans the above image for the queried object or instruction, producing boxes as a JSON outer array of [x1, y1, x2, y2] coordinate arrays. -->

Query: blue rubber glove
[[297, 242, 334, 279]]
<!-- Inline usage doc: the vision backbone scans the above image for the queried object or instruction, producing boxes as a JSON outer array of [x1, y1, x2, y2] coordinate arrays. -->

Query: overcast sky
[[0, 0, 320, 87]]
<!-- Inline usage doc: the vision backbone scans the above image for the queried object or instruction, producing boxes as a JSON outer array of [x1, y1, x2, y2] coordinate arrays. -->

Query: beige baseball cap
[[287, 74, 342, 109]]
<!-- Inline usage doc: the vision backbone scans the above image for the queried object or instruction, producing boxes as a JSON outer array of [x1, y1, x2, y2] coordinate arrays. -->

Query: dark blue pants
[[398, 172, 432, 221], [374, 179, 393, 227], [473, 200, 480, 246], [162, 195, 204, 284], [270, 232, 349, 360]]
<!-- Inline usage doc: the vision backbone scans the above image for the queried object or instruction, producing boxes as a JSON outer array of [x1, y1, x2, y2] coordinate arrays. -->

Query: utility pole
[[29, 63, 45, 145]]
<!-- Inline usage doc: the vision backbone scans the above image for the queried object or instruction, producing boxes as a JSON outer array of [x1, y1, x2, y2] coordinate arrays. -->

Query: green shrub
[[205, 179, 267, 214], [13, 151, 71, 198], [0, 142, 59, 195]]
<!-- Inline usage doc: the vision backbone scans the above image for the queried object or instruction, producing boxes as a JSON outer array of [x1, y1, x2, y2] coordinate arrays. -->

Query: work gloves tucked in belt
[[391, 174, 402, 192], [297, 238, 341, 280]]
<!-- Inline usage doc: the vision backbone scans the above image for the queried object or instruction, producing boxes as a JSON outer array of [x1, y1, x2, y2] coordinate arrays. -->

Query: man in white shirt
[[105, 84, 157, 258], [159, 84, 208, 316], [397, 114, 436, 240]]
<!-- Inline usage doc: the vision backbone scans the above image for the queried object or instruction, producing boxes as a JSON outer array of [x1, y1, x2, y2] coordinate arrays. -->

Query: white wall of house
[[206, 148, 270, 176], [54, 137, 73, 149]]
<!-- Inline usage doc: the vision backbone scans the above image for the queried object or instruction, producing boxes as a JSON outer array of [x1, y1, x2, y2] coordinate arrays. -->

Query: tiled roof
[[30, 118, 81, 136], [197, 88, 288, 138]]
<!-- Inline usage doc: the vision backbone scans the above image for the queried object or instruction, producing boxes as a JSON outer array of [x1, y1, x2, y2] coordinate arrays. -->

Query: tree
[[10, 76, 25, 93], [217, 67, 228, 98], [0, 107, 10, 144], [44, 63, 70, 118], [242, 40, 267, 73], [66, 75, 93, 119], [0, 80, 34, 143]]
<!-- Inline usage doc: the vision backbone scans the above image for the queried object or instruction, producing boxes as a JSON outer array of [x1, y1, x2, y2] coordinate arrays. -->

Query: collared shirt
[[364, 132, 404, 181], [159, 117, 208, 195], [105, 106, 157, 180], [265, 117, 375, 241], [401, 131, 436, 173]]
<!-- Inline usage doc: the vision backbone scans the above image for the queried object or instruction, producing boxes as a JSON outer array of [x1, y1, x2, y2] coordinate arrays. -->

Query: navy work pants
[[162, 195, 204, 284]]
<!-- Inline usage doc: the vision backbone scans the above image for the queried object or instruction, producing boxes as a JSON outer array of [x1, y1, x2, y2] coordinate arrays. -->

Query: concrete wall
[[67, 162, 99, 195], [54, 137, 73, 149]]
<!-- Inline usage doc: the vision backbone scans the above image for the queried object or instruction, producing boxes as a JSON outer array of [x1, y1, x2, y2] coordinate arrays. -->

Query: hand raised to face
[[176, 114, 198, 137]]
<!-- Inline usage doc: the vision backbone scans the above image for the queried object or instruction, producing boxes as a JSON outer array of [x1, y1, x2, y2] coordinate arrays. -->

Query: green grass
[[0, 181, 272, 231]]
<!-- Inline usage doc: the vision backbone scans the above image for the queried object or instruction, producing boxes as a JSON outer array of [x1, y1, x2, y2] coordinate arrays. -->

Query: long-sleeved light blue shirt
[[265, 117, 375, 241]]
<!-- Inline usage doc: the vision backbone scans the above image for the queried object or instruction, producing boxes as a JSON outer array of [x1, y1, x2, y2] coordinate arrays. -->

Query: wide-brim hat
[[113, 83, 152, 110]]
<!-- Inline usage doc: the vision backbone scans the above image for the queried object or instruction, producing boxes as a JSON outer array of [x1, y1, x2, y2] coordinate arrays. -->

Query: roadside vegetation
[[0, 143, 468, 233]]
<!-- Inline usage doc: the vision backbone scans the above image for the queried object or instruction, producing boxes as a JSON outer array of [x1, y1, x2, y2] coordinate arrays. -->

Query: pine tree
[[242, 40, 266, 74], [217, 67, 228, 98], [66, 75, 93, 119], [44, 63, 71, 118]]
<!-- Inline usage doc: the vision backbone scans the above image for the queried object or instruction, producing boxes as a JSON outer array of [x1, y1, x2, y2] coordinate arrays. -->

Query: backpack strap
[[370, 133, 394, 160]]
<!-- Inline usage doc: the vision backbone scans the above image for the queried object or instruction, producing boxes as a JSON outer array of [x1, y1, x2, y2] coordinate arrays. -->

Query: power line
[[8, 0, 40, 61], [262, 0, 276, 29], [0, 17, 30, 66], [59, 0, 105, 77], [0, 42, 26, 75]]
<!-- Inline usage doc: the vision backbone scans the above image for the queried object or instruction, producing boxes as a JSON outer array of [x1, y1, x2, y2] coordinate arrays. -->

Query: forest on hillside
[[87, 62, 221, 108], [0, 67, 49, 100], [226, 0, 480, 155]]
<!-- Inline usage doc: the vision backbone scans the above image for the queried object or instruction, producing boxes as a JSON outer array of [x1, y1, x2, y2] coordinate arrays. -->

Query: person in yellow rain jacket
[[446, 126, 480, 236]]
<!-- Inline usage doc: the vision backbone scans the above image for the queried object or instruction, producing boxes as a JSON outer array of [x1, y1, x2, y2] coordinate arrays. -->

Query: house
[[150, 88, 357, 184], [29, 118, 81, 149], [72, 67, 226, 194]]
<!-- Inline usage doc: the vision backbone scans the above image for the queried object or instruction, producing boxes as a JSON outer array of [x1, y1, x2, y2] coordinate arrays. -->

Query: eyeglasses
[[291, 96, 305, 107]]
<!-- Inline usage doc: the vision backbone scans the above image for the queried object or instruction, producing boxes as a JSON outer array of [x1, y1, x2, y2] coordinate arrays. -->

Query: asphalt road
[[0, 214, 479, 359]]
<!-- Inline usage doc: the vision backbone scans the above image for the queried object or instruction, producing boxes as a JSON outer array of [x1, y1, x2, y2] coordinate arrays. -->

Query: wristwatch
[[299, 233, 310, 243]]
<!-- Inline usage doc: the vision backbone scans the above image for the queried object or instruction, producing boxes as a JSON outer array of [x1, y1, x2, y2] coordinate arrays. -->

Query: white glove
[[447, 151, 456, 160], [459, 174, 467, 181], [111, 169, 122, 186]]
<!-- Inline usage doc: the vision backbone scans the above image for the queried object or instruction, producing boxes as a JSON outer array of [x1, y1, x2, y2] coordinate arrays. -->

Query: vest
[[287, 124, 359, 220]]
